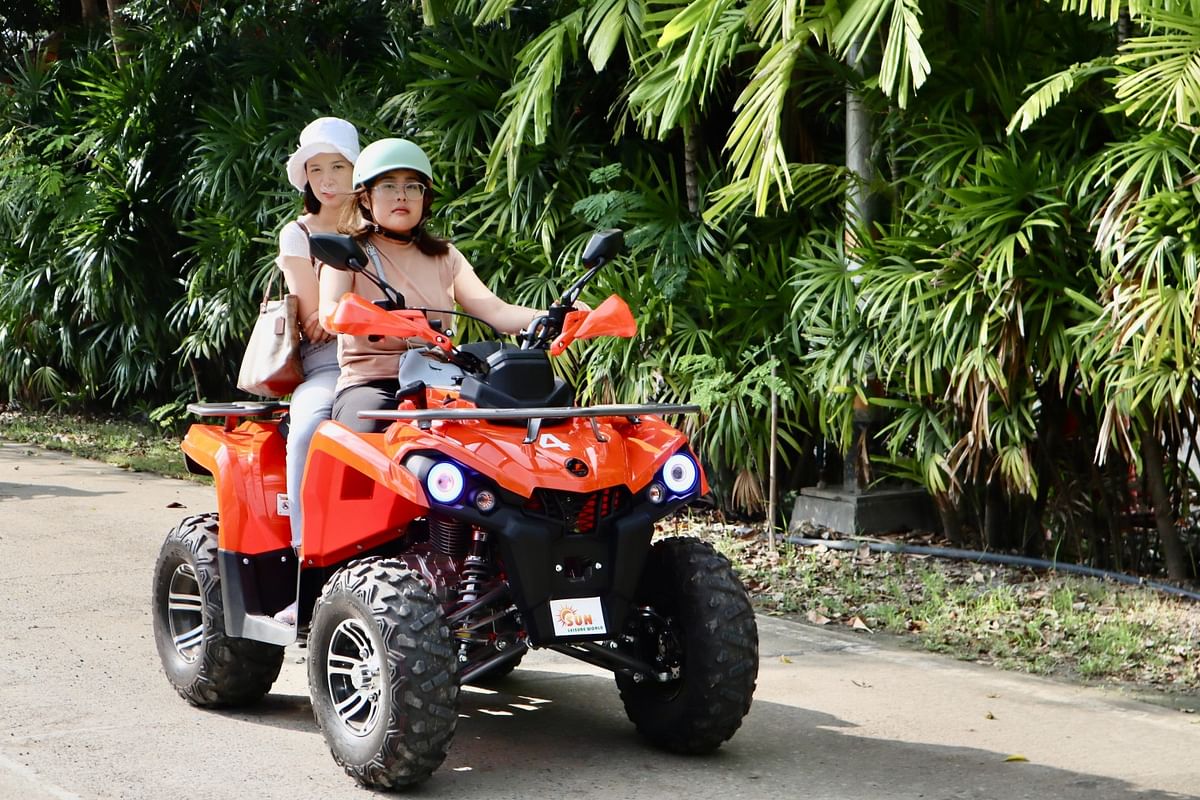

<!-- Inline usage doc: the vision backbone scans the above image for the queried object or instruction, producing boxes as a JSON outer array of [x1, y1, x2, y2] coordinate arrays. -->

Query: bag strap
[[295, 220, 315, 266], [261, 269, 283, 306], [263, 220, 311, 306], [363, 242, 388, 283]]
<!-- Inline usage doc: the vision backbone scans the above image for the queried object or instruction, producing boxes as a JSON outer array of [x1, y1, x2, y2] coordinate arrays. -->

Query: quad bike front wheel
[[151, 513, 285, 706], [308, 558, 459, 789], [617, 536, 758, 753]]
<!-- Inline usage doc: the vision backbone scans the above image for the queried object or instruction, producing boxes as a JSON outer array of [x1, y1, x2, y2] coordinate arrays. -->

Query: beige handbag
[[236, 273, 304, 398]]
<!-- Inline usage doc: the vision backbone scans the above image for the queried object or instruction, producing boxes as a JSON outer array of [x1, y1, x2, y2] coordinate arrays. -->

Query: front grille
[[525, 487, 630, 534]]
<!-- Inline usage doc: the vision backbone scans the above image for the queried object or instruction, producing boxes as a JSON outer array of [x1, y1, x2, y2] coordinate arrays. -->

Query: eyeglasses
[[373, 180, 427, 200]]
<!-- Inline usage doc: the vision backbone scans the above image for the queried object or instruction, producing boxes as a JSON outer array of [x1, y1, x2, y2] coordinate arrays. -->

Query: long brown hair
[[338, 179, 449, 257]]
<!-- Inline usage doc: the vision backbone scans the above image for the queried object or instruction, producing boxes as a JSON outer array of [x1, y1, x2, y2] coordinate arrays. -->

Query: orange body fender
[[382, 413, 708, 498], [301, 420, 429, 567], [180, 421, 290, 554]]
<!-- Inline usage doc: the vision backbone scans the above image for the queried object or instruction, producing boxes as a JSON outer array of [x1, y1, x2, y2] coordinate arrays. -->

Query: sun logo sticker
[[556, 605, 582, 626], [549, 597, 607, 637]]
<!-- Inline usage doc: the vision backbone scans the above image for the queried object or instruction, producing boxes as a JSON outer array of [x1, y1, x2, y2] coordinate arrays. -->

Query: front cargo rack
[[360, 403, 700, 443]]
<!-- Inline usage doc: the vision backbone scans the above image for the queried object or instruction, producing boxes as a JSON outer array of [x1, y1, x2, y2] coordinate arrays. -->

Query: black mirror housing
[[309, 233, 368, 272], [581, 229, 624, 268]]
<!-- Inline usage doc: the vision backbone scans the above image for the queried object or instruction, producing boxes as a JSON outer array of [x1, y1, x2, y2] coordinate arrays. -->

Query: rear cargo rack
[[360, 403, 700, 444], [187, 401, 289, 418]]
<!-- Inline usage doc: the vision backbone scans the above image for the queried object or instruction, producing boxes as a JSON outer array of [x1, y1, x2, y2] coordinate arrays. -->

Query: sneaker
[[274, 600, 298, 626]]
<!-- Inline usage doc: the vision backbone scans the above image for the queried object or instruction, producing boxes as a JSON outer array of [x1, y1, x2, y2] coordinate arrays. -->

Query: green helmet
[[352, 138, 433, 189]]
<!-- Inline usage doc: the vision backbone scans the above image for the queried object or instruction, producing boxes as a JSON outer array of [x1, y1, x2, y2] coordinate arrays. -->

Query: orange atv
[[151, 230, 758, 789]]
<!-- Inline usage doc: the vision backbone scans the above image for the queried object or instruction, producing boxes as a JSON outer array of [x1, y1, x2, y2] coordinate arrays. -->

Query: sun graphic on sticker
[[556, 605, 578, 626]]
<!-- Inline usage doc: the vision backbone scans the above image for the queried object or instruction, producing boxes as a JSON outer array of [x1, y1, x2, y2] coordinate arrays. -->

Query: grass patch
[[0, 406, 201, 481], [688, 522, 1200, 695]]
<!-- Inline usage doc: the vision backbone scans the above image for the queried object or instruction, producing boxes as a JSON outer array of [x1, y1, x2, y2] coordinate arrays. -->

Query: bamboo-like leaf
[[629, 0, 746, 137], [746, 0, 803, 43], [880, 0, 930, 105], [659, 0, 721, 46], [831, 0, 929, 107], [1056, 0, 1151, 23], [486, 10, 584, 190], [1114, 10, 1200, 128], [473, 0, 522, 25], [723, 36, 805, 215], [586, 0, 640, 71], [706, 163, 846, 223], [1007, 58, 1116, 134]]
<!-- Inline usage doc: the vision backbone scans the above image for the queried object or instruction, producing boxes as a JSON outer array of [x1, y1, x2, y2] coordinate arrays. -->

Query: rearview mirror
[[309, 233, 368, 272], [581, 229, 624, 268]]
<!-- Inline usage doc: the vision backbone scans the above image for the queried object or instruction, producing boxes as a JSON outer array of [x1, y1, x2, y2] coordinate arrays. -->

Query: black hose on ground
[[785, 535, 1200, 603]]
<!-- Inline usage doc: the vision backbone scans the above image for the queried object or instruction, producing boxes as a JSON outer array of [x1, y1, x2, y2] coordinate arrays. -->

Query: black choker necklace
[[372, 224, 418, 244]]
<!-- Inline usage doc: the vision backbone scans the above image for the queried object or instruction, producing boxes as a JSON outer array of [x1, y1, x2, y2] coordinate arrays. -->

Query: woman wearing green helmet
[[318, 137, 559, 432]]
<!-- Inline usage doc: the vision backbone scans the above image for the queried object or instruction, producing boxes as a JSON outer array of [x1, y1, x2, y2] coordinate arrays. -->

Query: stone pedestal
[[789, 485, 938, 535]]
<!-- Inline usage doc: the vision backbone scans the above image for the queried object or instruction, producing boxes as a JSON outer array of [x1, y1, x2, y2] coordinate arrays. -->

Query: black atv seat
[[459, 346, 573, 410]]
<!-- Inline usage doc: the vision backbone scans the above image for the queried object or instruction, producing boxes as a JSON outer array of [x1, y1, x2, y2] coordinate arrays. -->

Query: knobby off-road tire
[[151, 513, 285, 706], [617, 536, 758, 754], [308, 559, 459, 789]]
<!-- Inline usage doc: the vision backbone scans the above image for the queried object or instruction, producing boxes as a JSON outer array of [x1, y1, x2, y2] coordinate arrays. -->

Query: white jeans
[[287, 340, 339, 547]]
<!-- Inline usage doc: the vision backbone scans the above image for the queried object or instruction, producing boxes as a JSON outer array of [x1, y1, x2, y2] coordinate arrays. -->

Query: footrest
[[187, 401, 289, 418]]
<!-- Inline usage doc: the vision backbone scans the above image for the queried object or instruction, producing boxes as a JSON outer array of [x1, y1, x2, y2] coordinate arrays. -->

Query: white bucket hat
[[285, 117, 360, 192]]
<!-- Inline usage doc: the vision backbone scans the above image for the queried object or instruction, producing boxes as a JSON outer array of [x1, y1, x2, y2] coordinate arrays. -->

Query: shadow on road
[[209, 668, 1198, 800], [0, 481, 116, 500]]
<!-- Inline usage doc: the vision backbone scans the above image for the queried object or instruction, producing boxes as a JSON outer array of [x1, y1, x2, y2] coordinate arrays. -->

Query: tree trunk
[[1086, 459, 1113, 569], [984, 478, 1008, 551], [107, 0, 126, 67], [81, 0, 102, 24], [1139, 431, 1189, 580], [845, 40, 873, 247], [682, 119, 700, 216], [1117, 7, 1132, 45], [933, 491, 963, 547], [1024, 386, 1066, 558]]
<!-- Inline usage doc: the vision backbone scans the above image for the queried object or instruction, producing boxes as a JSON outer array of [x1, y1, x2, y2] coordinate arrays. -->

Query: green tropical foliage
[[5, 0, 1200, 581]]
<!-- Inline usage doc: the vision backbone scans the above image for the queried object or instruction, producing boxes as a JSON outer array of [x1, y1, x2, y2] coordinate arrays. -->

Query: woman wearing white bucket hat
[[273, 117, 360, 623]]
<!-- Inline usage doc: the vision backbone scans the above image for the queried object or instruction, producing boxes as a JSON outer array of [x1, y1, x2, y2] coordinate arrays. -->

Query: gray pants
[[287, 340, 339, 547], [333, 380, 401, 434]]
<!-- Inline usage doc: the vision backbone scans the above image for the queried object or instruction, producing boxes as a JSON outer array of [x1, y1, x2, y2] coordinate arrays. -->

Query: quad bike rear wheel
[[151, 513, 285, 706], [617, 536, 758, 753], [308, 558, 459, 789]]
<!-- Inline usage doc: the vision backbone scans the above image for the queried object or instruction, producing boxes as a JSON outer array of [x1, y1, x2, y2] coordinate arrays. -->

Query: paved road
[[1, 440, 1198, 800]]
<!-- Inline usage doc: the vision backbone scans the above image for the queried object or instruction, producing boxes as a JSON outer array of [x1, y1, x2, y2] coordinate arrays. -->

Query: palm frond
[[486, 9, 584, 190], [1055, 0, 1153, 23], [1114, 10, 1200, 128], [585, 0, 646, 71], [1007, 58, 1116, 134], [831, 0, 930, 108], [627, 0, 746, 137], [722, 36, 806, 214]]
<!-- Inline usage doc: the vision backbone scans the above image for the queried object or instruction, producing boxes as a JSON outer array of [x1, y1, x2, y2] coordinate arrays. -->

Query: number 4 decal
[[538, 433, 570, 451]]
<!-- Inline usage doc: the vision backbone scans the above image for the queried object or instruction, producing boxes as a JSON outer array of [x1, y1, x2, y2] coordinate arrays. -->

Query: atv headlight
[[662, 453, 699, 495], [426, 461, 466, 504]]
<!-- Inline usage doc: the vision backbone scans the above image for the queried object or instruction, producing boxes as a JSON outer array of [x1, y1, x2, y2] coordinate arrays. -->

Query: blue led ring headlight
[[662, 453, 699, 495], [426, 461, 466, 504]]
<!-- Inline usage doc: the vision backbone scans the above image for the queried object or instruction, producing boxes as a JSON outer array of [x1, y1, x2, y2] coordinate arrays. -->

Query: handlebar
[[518, 254, 610, 350]]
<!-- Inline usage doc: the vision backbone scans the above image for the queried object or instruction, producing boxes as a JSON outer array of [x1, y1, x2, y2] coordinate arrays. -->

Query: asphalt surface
[[1, 440, 1198, 800]]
